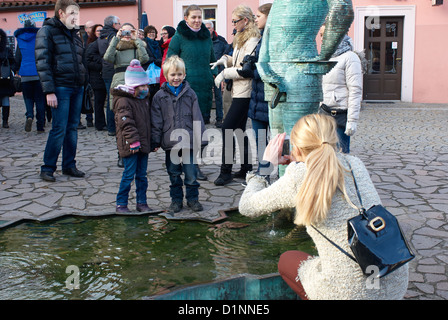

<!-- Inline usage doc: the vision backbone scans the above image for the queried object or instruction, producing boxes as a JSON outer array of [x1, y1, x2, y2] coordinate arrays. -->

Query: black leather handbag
[[312, 162, 415, 278], [319, 103, 347, 128]]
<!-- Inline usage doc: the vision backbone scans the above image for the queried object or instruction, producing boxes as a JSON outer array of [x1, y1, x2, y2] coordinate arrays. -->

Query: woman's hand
[[210, 56, 228, 70], [263, 132, 291, 165]]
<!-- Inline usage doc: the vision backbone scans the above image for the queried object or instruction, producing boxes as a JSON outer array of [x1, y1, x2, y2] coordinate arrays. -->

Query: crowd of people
[[0, 0, 409, 301]]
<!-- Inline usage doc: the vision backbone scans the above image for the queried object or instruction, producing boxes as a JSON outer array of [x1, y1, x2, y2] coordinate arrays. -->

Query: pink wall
[[142, 1, 174, 31], [353, 0, 448, 103]]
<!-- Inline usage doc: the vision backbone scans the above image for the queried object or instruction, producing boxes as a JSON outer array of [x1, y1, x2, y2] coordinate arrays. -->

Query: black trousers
[[93, 88, 107, 130], [220, 97, 252, 173]]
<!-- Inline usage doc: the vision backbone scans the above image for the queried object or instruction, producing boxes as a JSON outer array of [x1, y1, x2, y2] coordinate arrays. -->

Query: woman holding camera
[[213, 5, 261, 186], [103, 23, 149, 102], [103, 23, 149, 167], [239, 113, 409, 300]]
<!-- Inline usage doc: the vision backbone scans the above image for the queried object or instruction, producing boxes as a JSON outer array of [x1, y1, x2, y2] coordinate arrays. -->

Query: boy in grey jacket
[[151, 56, 206, 213]]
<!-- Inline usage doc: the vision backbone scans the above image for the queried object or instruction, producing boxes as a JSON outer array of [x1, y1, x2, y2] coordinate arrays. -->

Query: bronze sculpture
[[257, 0, 354, 170]]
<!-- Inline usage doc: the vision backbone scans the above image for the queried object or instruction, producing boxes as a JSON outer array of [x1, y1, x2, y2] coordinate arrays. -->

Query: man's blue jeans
[[41, 86, 84, 173], [116, 152, 149, 206], [165, 149, 199, 203], [22, 80, 46, 131]]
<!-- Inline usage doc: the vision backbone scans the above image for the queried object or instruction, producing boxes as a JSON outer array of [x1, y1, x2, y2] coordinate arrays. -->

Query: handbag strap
[[310, 225, 357, 262], [309, 159, 366, 263], [346, 161, 363, 208]]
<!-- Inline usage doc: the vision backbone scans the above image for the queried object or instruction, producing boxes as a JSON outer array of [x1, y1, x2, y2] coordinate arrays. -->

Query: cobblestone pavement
[[0, 96, 447, 300]]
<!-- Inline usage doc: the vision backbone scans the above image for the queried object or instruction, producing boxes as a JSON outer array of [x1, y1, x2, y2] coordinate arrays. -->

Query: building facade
[[0, 0, 446, 104]]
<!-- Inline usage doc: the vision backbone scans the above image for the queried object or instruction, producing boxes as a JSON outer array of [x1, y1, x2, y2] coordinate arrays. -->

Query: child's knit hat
[[125, 59, 149, 87]]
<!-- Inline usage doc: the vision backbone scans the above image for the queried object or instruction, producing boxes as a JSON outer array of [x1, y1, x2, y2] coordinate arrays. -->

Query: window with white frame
[[175, 0, 226, 37]]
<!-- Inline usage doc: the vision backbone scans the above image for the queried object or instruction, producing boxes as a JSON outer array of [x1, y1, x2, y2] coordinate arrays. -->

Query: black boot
[[232, 164, 253, 179], [214, 164, 233, 186], [2, 106, 10, 128]]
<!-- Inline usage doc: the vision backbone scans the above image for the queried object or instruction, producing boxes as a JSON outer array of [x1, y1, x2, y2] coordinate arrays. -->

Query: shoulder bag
[[1, 58, 12, 80], [312, 162, 415, 278], [319, 103, 347, 128]]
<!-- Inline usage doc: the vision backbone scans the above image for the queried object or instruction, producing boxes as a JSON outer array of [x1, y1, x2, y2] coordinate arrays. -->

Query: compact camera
[[121, 29, 132, 37], [282, 137, 290, 156]]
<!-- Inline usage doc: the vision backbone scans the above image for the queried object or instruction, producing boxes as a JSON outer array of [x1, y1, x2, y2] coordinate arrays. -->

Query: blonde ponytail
[[291, 114, 352, 226]]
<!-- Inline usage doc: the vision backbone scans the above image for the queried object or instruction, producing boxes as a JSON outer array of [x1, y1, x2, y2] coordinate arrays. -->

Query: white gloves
[[214, 72, 225, 88], [345, 122, 357, 136], [210, 56, 228, 70]]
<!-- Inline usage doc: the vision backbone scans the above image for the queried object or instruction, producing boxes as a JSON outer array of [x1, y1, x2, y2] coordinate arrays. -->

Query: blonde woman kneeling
[[238, 114, 409, 300]]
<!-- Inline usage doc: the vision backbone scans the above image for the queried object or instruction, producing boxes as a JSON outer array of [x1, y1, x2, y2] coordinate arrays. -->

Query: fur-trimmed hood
[[111, 87, 135, 98], [176, 20, 210, 40], [115, 39, 139, 51]]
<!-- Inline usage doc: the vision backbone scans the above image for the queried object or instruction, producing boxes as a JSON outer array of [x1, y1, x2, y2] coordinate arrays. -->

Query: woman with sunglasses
[[212, 5, 261, 186]]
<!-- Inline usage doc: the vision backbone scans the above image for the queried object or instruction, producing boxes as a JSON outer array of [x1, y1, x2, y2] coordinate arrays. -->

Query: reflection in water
[[0, 214, 315, 300]]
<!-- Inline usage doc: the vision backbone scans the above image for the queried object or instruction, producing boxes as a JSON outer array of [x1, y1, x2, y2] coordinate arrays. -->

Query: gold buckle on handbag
[[369, 216, 386, 232], [331, 110, 337, 116]]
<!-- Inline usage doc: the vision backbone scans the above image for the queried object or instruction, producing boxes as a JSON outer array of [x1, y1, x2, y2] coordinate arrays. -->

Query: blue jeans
[[104, 79, 116, 134], [214, 85, 223, 122], [165, 149, 199, 203], [41, 86, 84, 173], [116, 152, 149, 206], [337, 126, 350, 154], [251, 118, 272, 175], [22, 80, 46, 131]]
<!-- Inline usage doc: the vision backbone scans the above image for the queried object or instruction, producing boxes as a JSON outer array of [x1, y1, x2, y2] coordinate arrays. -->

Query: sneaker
[[25, 118, 33, 132], [169, 201, 183, 213], [87, 120, 94, 127], [116, 205, 130, 213], [215, 120, 223, 128], [187, 200, 203, 212], [77, 122, 86, 129], [136, 203, 152, 212]]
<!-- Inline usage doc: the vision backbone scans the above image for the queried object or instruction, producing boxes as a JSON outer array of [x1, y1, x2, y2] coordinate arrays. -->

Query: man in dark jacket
[[204, 21, 229, 128], [35, 0, 87, 182], [96, 15, 121, 135]]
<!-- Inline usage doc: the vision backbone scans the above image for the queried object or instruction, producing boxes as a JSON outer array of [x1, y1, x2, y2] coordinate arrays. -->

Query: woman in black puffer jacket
[[248, 3, 272, 178]]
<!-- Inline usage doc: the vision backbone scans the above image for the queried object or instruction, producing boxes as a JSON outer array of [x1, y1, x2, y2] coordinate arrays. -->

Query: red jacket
[[159, 37, 172, 85]]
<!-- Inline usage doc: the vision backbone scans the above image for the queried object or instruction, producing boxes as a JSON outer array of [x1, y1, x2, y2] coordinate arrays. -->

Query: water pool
[[0, 212, 315, 300]]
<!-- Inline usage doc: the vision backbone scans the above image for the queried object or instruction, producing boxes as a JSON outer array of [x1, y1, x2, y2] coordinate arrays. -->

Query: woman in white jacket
[[212, 5, 261, 186], [320, 31, 363, 154]]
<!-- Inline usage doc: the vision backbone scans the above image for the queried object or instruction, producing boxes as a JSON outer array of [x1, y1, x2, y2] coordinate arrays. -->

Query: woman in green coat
[[167, 5, 217, 124]]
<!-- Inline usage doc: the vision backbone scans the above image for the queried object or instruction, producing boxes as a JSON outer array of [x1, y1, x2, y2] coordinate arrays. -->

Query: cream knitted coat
[[239, 154, 409, 300]]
